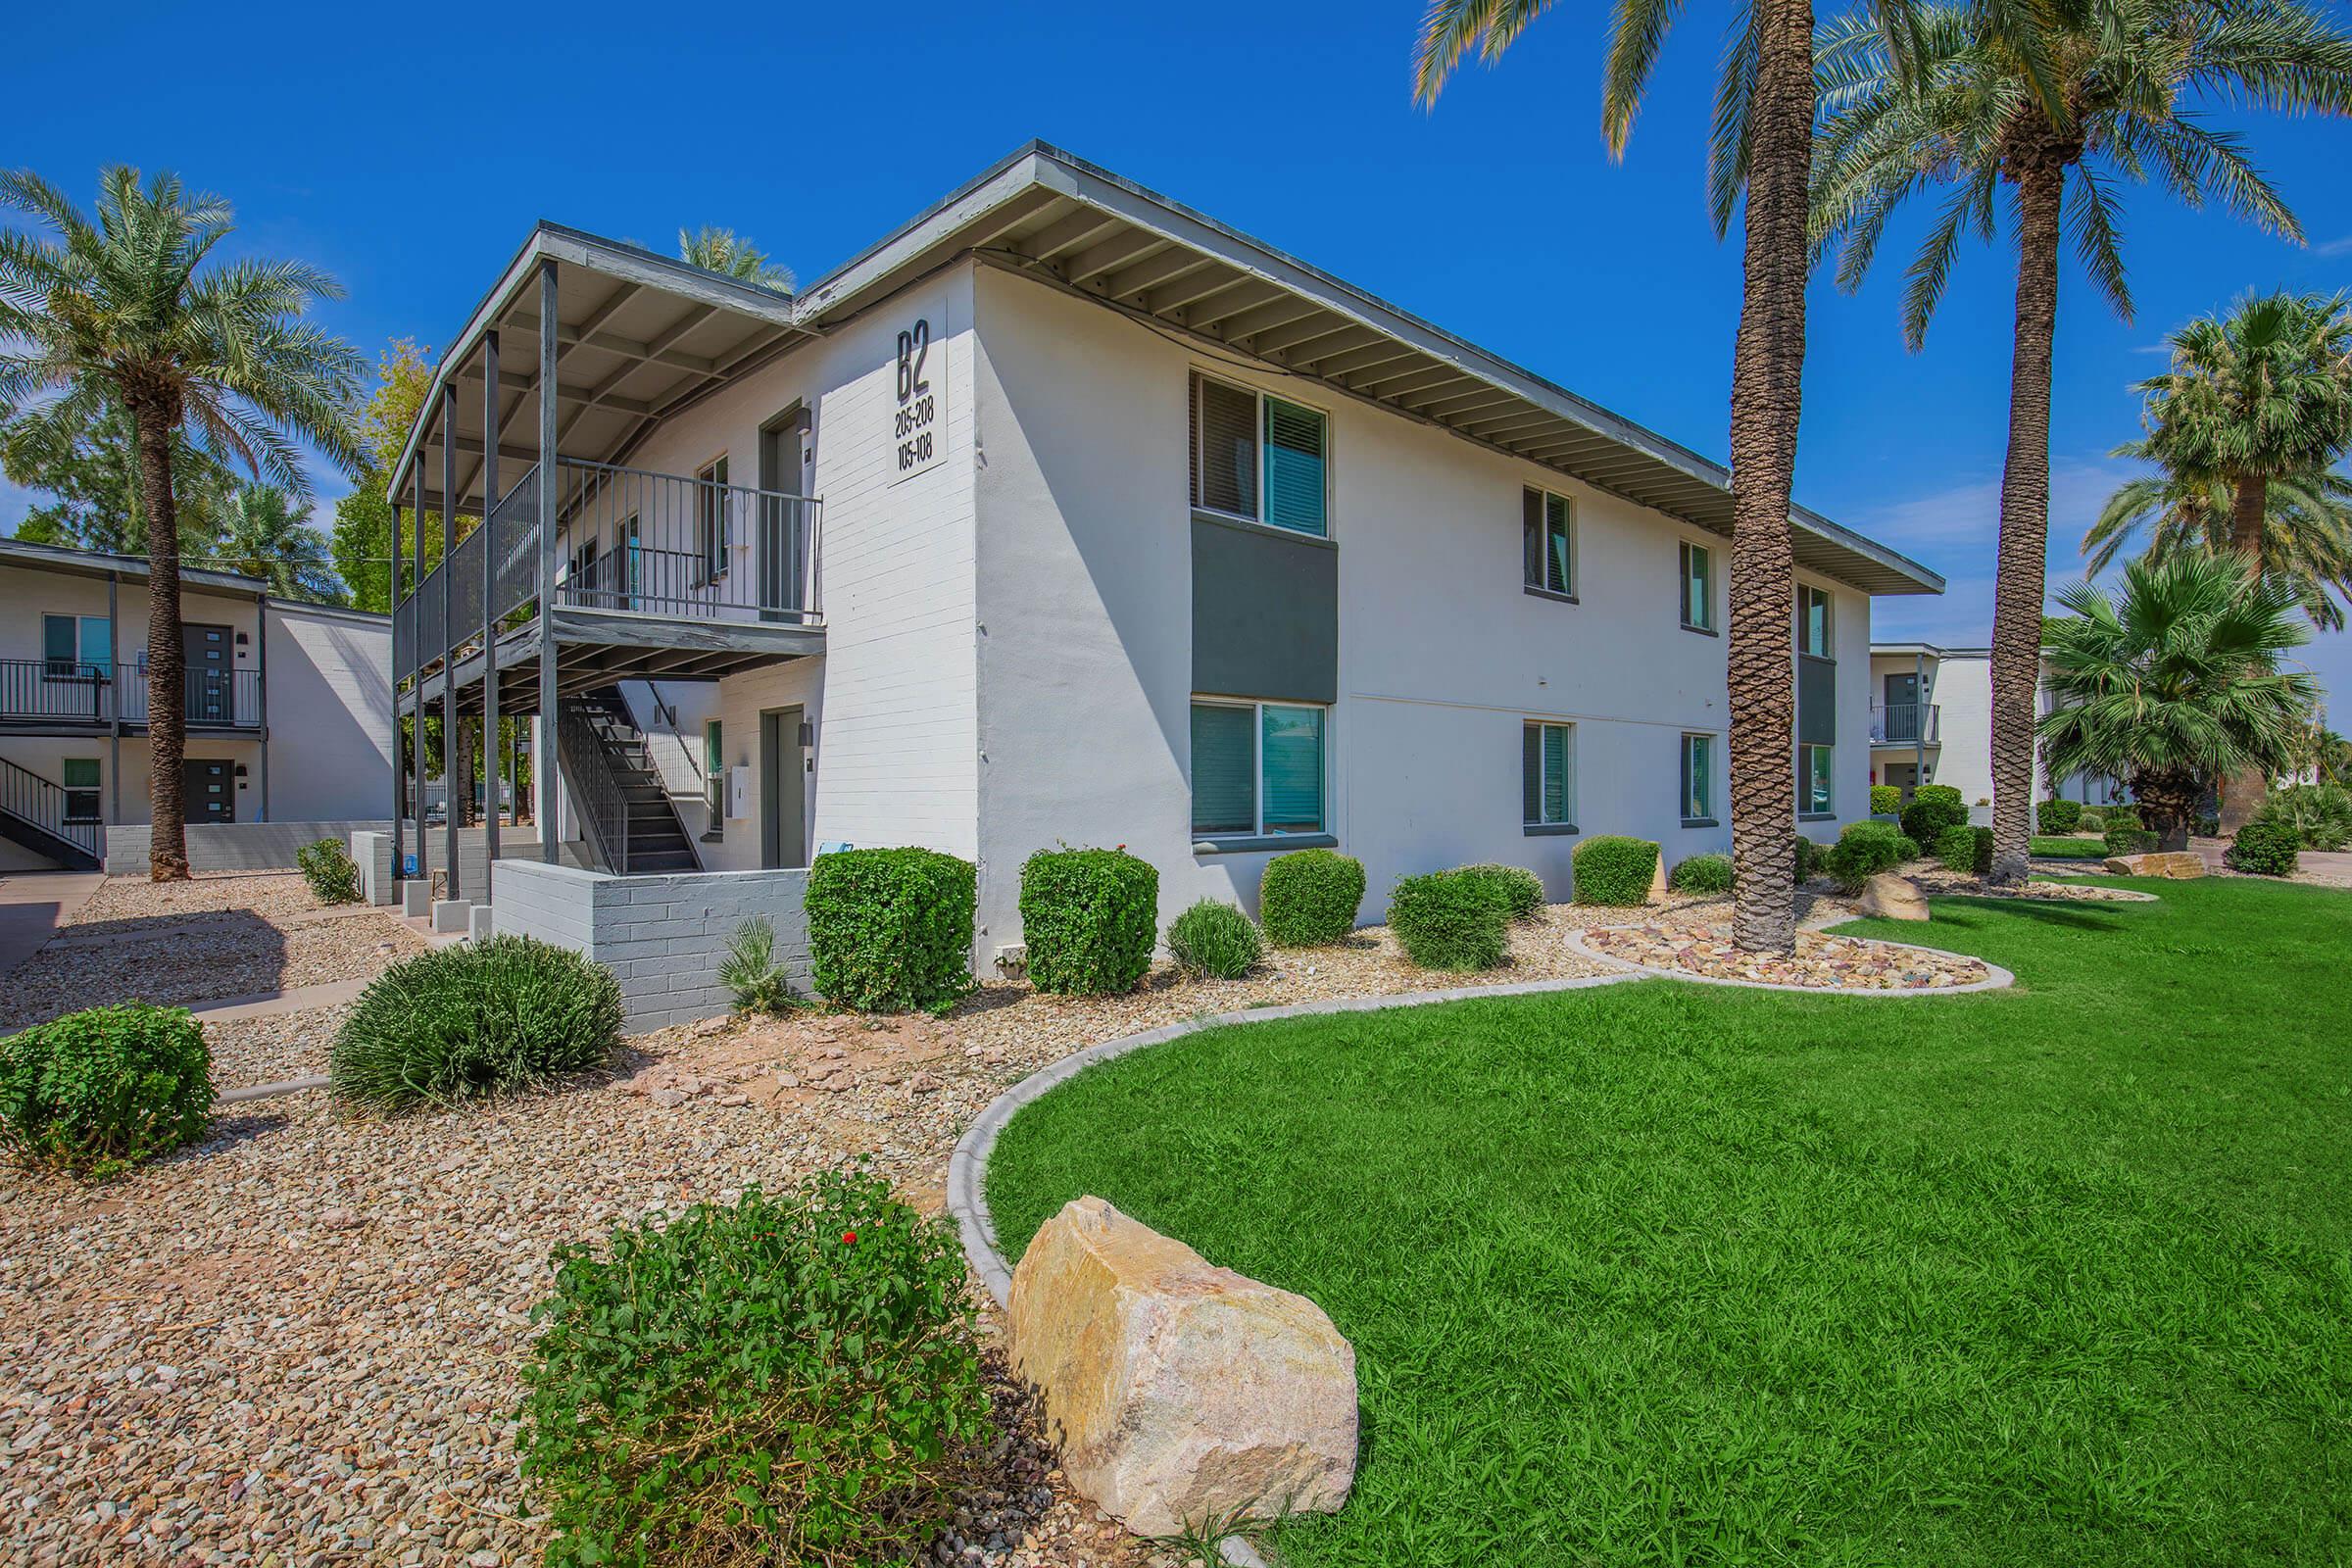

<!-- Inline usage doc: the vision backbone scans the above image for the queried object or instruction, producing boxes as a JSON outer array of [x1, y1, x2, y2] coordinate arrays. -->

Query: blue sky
[[6, 0, 2348, 707]]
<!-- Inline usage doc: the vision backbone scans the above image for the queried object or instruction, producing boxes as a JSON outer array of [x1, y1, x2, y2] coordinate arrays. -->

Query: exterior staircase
[[554, 687, 700, 874], [0, 757, 104, 871]]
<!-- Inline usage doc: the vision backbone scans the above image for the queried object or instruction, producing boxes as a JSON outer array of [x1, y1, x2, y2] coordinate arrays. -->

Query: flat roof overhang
[[392, 142, 1942, 598]]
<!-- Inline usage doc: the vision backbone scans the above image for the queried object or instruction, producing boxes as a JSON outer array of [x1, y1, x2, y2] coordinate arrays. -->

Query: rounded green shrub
[[2103, 805, 2142, 830], [331, 936, 622, 1112], [2226, 816, 2301, 877], [807, 848, 976, 1011], [1898, 784, 1967, 849], [1258, 849, 1366, 947], [2078, 809, 2108, 834], [517, 1169, 989, 1568], [0, 1004, 211, 1177], [1387, 870, 1508, 971], [1571, 836, 1658, 906], [1827, 820, 1917, 892], [1935, 824, 1994, 875], [1668, 852, 1735, 894], [1019, 848, 1156, 995], [1454, 862, 1545, 921], [1869, 783, 1902, 816], [296, 838, 363, 904], [2036, 799, 2083, 835], [2103, 826, 2158, 858], [1165, 899, 1264, 980]]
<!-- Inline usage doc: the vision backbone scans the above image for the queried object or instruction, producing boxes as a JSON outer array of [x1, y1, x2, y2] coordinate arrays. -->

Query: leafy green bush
[[2194, 812, 2223, 839], [806, 848, 975, 1011], [1387, 870, 1509, 971], [331, 936, 621, 1112], [2104, 826, 2159, 858], [517, 1169, 989, 1568], [1794, 836, 1827, 883], [718, 917, 803, 1015], [2036, 799, 2083, 835], [0, 1004, 211, 1177], [1869, 784, 1902, 816], [1898, 784, 1968, 849], [2227, 816, 2301, 877], [2254, 784, 2352, 852], [2078, 809, 2108, 834], [1668, 853, 1735, 894], [1454, 862, 1545, 921], [1571, 836, 1658, 906], [2103, 805, 2142, 830], [1827, 820, 1918, 892], [1936, 824, 1993, 874], [1019, 848, 1156, 995], [1165, 899, 1264, 981], [1258, 849, 1366, 947], [295, 838, 363, 904]]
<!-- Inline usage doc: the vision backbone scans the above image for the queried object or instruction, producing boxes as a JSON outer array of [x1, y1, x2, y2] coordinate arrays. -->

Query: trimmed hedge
[[2103, 805, 2142, 830], [1165, 900, 1264, 980], [1259, 849, 1365, 947], [1387, 870, 1508, 971], [1936, 823, 1992, 874], [2227, 817, 2301, 877], [332, 937, 621, 1111], [1827, 820, 1919, 892], [0, 1004, 211, 1177], [1869, 784, 1902, 816], [2036, 799, 2083, 835], [1572, 836, 1657, 906], [806, 849, 975, 1011], [1794, 836, 1826, 883], [1898, 784, 1968, 849], [1019, 848, 1157, 995], [2104, 826, 2158, 858], [296, 838, 363, 904], [1669, 853, 1735, 894], [1454, 862, 1545, 922]]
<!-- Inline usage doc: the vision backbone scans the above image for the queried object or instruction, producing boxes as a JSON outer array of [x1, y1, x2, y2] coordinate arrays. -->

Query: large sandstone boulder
[[1007, 1196, 1357, 1539], [1857, 872, 1930, 921], [2102, 852, 2205, 879]]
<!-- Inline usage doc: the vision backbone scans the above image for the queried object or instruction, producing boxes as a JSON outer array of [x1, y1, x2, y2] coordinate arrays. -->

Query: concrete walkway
[[0, 872, 104, 979], [188, 976, 373, 1023]]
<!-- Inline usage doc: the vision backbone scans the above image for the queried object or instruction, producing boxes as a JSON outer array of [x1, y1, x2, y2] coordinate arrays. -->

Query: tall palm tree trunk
[[2218, 472, 2272, 829], [127, 393, 191, 882], [1725, 0, 1815, 954], [1986, 155, 2066, 887]]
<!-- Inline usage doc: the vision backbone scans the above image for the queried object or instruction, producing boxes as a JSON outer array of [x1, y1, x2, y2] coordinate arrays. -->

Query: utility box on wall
[[725, 765, 751, 820]]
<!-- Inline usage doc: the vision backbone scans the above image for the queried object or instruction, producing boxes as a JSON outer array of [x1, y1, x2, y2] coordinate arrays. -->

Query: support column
[[482, 330, 502, 883], [108, 571, 122, 825], [537, 258, 561, 864], [255, 590, 270, 821], [441, 382, 461, 899], [412, 465, 429, 887]]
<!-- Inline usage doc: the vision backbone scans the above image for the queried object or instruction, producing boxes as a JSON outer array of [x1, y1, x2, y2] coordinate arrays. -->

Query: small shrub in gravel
[[0, 1004, 211, 1177], [1828, 821, 1918, 893], [1572, 836, 1657, 906], [2037, 799, 2083, 835], [1258, 849, 1365, 947], [295, 838, 363, 904], [2227, 816, 2302, 877], [1669, 853, 1734, 894], [1454, 862, 1545, 921], [1387, 869, 1508, 971], [331, 936, 621, 1112], [1795, 836, 1827, 883], [2104, 826, 2159, 858], [806, 848, 975, 1012], [1165, 899, 1263, 980], [1019, 847, 1157, 995], [1936, 824, 1993, 875], [718, 917, 804, 1015], [1898, 784, 1968, 850], [517, 1169, 989, 1568], [1870, 784, 1901, 816]]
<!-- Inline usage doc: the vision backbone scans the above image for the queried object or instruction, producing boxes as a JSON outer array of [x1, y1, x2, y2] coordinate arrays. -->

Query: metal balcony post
[[482, 328, 502, 882], [442, 382, 461, 900], [538, 258, 561, 865], [412, 464, 429, 889]]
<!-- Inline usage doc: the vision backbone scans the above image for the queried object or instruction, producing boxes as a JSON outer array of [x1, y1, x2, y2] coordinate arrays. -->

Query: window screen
[[1190, 702, 1256, 835], [1260, 704, 1324, 832], [1262, 398, 1327, 536], [1192, 374, 1257, 518]]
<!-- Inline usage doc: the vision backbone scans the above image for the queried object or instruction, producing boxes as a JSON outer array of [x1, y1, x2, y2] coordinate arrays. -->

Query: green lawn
[[986, 877, 2352, 1567], [2032, 833, 2112, 858]]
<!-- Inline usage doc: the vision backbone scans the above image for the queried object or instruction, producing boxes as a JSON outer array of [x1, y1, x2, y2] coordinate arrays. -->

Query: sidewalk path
[[0, 871, 103, 980]]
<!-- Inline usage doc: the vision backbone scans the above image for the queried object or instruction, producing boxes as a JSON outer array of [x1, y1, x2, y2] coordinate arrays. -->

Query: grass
[[2032, 834, 2113, 858], [986, 877, 2352, 1566]]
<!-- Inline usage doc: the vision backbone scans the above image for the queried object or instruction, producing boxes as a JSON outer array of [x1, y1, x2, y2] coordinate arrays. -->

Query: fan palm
[[2039, 553, 2316, 849], [678, 226, 794, 292], [0, 167, 365, 878], [1810, 0, 2352, 882], [2087, 448, 2352, 629], [213, 482, 347, 604]]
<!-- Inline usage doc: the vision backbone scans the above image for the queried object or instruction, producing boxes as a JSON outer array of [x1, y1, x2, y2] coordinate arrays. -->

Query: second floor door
[[184, 623, 233, 724]]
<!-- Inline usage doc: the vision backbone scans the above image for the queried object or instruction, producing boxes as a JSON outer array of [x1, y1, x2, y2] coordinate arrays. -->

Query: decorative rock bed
[[1905, 870, 2160, 904], [1571, 922, 2001, 993]]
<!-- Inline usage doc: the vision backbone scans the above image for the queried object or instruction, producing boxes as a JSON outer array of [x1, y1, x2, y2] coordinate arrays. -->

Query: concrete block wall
[[491, 859, 811, 1033], [106, 819, 392, 876], [350, 826, 591, 906]]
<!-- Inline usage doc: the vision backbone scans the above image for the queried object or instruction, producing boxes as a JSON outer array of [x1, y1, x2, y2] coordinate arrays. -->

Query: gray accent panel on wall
[[1191, 514, 1338, 705], [1796, 656, 1838, 747]]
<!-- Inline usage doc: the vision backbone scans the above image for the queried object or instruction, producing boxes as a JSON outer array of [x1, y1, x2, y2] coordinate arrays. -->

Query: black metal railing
[[0, 756, 102, 860], [556, 705, 635, 873], [117, 664, 263, 728], [0, 660, 262, 727], [1871, 702, 1940, 745]]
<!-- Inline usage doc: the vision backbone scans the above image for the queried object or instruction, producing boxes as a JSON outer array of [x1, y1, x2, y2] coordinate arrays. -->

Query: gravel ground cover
[[63, 873, 331, 933], [1578, 920, 1993, 989], [198, 1005, 352, 1094], [0, 917, 422, 1034]]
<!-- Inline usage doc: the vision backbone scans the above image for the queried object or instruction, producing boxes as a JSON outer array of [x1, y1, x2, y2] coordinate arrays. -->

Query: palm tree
[[2087, 449, 2352, 629], [212, 482, 348, 604], [678, 226, 794, 292], [2040, 553, 2315, 848], [1810, 0, 2352, 883], [0, 168, 364, 879]]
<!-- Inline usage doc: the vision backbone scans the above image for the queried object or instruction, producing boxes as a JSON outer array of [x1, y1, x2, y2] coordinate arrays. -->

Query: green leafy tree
[[2, 396, 232, 556], [215, 482, 347, 603], [2087, 451, 2352, 629], [330, 338, 435, 612], [0, 167, 365, 879], [677, 226, 794, 291], [1810, 0, 2352, 883], [2039, 554, 2317, 850]]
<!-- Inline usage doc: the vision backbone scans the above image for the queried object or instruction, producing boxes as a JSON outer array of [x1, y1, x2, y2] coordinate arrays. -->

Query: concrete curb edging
[[1560, 927, 2017, 996], [215, 1074, 331, 1104]]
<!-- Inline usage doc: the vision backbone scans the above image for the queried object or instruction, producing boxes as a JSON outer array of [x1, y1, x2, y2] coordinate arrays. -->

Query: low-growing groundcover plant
[[1258, 849, 1366, 947], [805, 848, 975, 1011], [1165, 900, 1263, 981], [330, 937, 622, 1111], [1570, 836, 1657, 906], [517, 1169, 990, 1568], [1668, 853, 1734, 895], [1453, 862, 1545, 921], [718, 916, 804, 1015], [1019, 847, 1156, 994], [0, 1004, 211, 1176], [295, 837, 362, 904], [1387, 869, 1508, 971]]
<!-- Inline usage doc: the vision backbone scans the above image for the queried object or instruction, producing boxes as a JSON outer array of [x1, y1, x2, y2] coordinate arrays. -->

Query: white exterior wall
[[1929, 653, 1995, 808], [262, 601, 393, 821]]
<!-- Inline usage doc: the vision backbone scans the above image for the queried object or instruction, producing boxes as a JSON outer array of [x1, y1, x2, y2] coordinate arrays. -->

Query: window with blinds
[[1522, 721, 1573, 825], [1681, 732, 1715, 821], [1190, 702, 1257, 835], [1192, 372, 1258, 519], [1260, 704, 1324, 831], [62, 758, 100, 824], [1190, 372, 1327, 538], [1190, 698, 1326, 837], [1523, 489, 1572, 596], [1680, 541, 1714, 631]]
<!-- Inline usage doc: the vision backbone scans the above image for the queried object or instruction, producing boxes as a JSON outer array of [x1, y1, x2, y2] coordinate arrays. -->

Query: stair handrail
[[556, 707, 633, 874], [0, 756, 102, 860]]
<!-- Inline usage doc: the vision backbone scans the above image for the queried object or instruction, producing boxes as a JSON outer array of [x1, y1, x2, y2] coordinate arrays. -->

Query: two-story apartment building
[[389, 143, 1941, 958], [1868, 640, 2125, 808], [0, 539, 394, 871]]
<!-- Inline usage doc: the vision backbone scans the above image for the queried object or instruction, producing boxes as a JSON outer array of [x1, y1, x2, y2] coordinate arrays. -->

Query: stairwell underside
[[395, 608, 822, 721]]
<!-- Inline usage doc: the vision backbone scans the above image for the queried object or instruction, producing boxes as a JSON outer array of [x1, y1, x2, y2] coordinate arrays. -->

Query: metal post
[[388, 491, 402, 893], [108, 572, 122, 825], [412, 465, 429, 888], [537, 258, 561, 864], [255, 590, 270, 821], [441, 382, 461, 900], [1914, 652, 1926, 795], [482, 329, 503, 883]]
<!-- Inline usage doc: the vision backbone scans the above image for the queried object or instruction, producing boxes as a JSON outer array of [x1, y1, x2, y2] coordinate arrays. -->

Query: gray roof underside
[[392, 141, 1942, 597]]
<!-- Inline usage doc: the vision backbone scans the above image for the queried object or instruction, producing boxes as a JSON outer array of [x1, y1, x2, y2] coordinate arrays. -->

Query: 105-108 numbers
[[894, 318, 938, 475]]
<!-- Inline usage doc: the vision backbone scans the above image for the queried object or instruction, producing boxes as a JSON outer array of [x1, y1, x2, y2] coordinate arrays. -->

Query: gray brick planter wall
[[106, 820, 394, 876]]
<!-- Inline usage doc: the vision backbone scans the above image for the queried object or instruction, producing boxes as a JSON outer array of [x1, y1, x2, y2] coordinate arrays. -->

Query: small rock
[[318, 1207, 364, 1232], [907, 1071, 943, 1095]]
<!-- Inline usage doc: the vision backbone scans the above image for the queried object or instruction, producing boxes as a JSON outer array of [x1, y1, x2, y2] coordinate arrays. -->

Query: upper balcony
[[1870, 702, 1940, 746], [0, 660, 264, 732]]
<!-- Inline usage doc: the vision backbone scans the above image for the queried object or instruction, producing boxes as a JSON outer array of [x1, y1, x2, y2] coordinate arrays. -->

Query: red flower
[[841, 1231, 858, 1246]]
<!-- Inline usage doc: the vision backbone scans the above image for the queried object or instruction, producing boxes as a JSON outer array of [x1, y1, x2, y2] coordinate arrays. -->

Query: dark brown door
[[182, 760, 234, 823], [183, 622, 233, 725]]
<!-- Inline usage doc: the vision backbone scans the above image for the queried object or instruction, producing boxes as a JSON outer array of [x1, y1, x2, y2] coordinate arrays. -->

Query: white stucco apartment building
[[0, 539, 394, 871], [1868, 641, 2125, 809], [388, 143, 1942, 972]]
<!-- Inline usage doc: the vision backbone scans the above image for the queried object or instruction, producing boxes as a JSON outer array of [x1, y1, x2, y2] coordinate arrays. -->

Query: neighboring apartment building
[[1868, 641, 2124, 808], [0, 540, 395, 870], [388, 143, 1942, 959]]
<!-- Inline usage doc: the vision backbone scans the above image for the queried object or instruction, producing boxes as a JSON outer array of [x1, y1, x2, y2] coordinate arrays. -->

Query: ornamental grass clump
[[718, 916, 804, 1015], [1165, 899, 1263, 981], [330, 936, 621, 1112], [1453, 862, 1545, 921], [296, 838, 362, 904], [1258, 849, 1366, 946], [516, 1169, 990, 1568], [1387, 869, 1508, 971], [1668, 853, 1735, 894], [1571, 836, 1657, 906], [0, 1004, 211, 1177], [2255, 783, 2352, 851], [1019, 847, 1157, 995], [805, 848, 975, 1011]]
